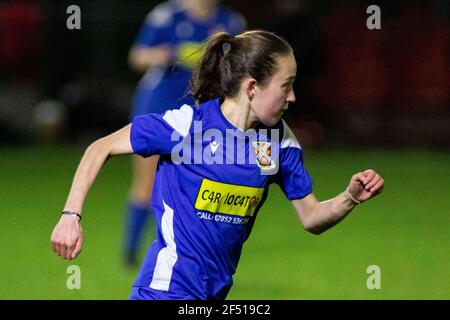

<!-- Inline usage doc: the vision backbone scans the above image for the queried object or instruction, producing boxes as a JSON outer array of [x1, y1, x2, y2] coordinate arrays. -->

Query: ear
[[243, 78, 258, 101]]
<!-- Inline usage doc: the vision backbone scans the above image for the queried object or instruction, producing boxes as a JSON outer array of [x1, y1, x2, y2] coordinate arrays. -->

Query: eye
[[283, 82, 293, 93]]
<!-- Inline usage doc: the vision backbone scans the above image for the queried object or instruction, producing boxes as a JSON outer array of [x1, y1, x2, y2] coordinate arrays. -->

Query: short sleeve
[[274, 121, 313, 200], [133, 3, 174, 47], [130, 104, 194, 157]]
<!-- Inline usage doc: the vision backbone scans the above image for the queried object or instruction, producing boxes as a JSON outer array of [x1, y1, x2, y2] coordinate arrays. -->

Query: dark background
[[0, 0, 449, 148]]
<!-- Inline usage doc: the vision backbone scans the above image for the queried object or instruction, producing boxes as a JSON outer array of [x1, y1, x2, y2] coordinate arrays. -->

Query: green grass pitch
[[0, 146, 448, 299]]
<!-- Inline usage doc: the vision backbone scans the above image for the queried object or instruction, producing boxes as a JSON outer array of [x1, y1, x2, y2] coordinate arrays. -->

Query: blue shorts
[[130, 69, 195, 120], [129, 286, 197, 300]]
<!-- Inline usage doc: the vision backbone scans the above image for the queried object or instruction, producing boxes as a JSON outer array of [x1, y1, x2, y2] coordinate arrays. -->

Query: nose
[[287, 89, 296, 103]]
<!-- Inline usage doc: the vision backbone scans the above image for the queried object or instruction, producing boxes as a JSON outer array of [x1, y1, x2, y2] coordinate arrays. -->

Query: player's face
[[251, 54, 297, 126]]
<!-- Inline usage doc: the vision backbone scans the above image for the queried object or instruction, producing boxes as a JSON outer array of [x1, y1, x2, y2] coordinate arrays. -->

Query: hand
[[347, 169, 384, 203], [129, 44, 175, 71], [157, 44, 176, 65], [51, 214, 84, 259]]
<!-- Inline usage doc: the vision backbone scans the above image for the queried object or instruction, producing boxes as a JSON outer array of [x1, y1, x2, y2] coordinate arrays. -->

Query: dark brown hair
[[189, 30, 293, 104]]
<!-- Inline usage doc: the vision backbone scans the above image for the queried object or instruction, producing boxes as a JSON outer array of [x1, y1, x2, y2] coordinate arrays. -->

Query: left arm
[[292, 169, 384, 234]]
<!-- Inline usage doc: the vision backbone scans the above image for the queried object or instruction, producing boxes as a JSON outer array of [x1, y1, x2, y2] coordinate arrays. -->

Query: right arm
[[51, 124, 133, 260], [128, 45, 174, 73]]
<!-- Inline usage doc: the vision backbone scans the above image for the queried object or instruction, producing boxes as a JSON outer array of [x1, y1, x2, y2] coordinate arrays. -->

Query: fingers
[[51, 230, 63, 258], [370, 178, 384, 194], [52, 238, 76, 259], [50, 236, 58, 253], [52, 234, 69, 259], [53, 243, 62, 257], [50, 219, 82, 260], [70, 224, 83, 259], [66, 239, 76, 260], [350, 173, 365, 189], [71, 238, 83, 259], [349, 169, 384, 202], [60, 244, 68, 259], [354, 169, 383, 192], [365, 174, 383, 192], [352, 170, 374, 183], [361, 169, 376, 185]]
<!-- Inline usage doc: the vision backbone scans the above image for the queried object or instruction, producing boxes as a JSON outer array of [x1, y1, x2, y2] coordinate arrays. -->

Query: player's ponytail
[[190, 30, 293, 104], [189, 32, 236, 103]]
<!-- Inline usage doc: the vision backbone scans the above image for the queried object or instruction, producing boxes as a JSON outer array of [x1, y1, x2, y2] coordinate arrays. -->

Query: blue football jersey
[[130, 98, 313, 299], [131, 2, 246, 116]]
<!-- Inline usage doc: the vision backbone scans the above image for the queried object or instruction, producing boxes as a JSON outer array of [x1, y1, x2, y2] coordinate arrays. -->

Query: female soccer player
[[124, 0, 246, 265], [51, 30, 384, 300]]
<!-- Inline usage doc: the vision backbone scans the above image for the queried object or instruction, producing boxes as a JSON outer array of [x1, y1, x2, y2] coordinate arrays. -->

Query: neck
[[220, 97, 258, 131], [184, 3, 215, 21]]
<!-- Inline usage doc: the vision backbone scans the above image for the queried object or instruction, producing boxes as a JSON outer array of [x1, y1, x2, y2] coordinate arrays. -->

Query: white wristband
[[346, 187, 361, 204]]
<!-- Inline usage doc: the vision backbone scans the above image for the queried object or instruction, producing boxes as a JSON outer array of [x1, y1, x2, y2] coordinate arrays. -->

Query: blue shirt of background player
[[130, 2, 246, 118]]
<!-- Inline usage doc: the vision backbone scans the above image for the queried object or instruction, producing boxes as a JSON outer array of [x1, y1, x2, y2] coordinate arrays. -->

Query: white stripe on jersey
[[281, 120, 301, 149], [162, 104, 193, 137], [146, 2, 174, 28], [149, 200, 177, 291]]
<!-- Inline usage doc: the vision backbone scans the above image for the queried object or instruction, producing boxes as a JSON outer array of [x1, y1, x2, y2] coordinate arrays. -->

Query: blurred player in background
[[124, 0, 246, 265]]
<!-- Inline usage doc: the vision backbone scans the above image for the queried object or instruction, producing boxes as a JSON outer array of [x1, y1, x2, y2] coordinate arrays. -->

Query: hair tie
[[222, 42, 231, 56]]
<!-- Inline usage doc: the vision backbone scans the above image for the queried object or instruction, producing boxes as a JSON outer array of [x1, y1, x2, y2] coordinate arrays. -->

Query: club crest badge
[[252, 142, 276, 170]]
